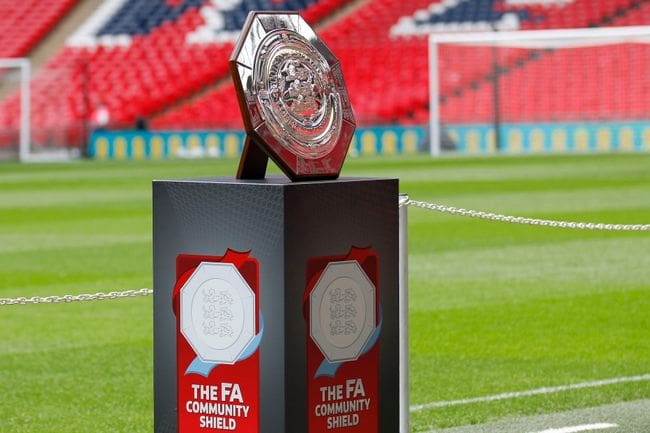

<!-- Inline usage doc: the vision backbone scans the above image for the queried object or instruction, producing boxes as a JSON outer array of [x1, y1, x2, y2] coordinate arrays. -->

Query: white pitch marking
[[528, 423, 617, 433], [411, 373, 650, 412]]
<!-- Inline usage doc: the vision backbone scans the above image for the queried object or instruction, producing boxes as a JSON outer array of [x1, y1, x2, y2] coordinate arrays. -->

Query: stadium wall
[[445, 121, 650, 154], [87, 126, 426, 160], [87, 121, 650, 160]]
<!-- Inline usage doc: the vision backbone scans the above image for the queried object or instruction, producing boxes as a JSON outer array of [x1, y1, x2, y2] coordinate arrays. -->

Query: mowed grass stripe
[[2, 207, 150, 230], [346, 153, 650, 176], [350, 154, 650, 190], [0, 233, 149, 254], [0, 298, 151, 354], [408, 218, 649, 257], [0, 189, 148, 208], [410, 289, 649, 385], [0, 154, 648, 433], [0, 341, 152, 433], [418, 185, 650, 215], [0, 242, 151, 296], [410, 236, 650, 308]]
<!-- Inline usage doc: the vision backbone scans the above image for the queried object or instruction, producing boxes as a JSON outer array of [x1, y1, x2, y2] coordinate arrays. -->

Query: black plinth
[[153, 177, 399, 433]]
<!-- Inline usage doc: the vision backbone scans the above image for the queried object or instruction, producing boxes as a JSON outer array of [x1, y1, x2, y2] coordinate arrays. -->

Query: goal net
[[428, 26, 650, 156]]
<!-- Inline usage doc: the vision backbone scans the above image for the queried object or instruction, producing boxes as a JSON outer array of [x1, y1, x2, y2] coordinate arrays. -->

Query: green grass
[[1, 153, 649, 432]]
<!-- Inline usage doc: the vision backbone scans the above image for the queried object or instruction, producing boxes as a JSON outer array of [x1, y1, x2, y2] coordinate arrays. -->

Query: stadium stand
[[0, 0, 77, 59], [153, 0, 650, 130], [1, 0, 650, 150]]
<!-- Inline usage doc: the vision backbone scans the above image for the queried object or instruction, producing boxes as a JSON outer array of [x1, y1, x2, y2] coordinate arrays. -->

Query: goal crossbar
[[429, 25, 650, 47]]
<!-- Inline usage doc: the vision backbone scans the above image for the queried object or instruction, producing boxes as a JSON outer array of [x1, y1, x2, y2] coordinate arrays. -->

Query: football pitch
[[0, 153, 649, 433]]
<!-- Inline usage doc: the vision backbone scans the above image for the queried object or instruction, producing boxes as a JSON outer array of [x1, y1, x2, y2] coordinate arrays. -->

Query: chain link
[[404, 198, 650, 231], [0, 288, 153, 307], [2, 196, 646, 307]]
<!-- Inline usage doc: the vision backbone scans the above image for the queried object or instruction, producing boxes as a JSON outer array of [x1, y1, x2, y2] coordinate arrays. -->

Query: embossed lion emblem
[[279, 60, 323, 118]]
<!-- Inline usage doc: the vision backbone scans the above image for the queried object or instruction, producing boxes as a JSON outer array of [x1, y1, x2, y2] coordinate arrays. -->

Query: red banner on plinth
[[305, 247, 380, 433], [173, 250, 260, 433]]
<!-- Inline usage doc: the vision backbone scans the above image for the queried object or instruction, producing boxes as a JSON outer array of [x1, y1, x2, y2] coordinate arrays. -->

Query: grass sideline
[[0, 153, 649, 432]]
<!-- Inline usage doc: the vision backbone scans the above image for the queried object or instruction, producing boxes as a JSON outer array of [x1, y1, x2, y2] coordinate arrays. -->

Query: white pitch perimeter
[[411, 374, 650, 412], [528, 423, 618, 433]]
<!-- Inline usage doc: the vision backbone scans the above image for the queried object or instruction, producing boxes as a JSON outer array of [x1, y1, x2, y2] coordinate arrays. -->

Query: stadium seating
[[1, 0, 650, 148], [0, 0, 77, 59], [154, 0, 650, 130], [0, 0, 340, 147]]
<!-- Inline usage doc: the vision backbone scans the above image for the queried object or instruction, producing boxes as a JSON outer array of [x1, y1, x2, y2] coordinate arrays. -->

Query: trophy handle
[[237, 135, 269, 180]]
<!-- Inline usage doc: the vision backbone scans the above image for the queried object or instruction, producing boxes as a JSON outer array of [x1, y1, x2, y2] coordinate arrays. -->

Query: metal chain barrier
[[2, 195, 647, 307], [0, 288, 153, 307], [403, 197, 650, 231]]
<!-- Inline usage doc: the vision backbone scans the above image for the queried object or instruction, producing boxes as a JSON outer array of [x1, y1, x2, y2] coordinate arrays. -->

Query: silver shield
[[180, 262, 256, 364], [310, 261, 376, 363]]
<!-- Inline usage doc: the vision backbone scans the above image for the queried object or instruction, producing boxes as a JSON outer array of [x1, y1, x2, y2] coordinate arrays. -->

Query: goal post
[[0, 57, 84, 162], [429, 26, 650, 156], [0, 58, 30, 161]]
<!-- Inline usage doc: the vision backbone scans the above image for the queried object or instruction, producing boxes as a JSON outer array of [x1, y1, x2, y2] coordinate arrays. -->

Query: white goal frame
[[0, 58, 30, 161], [428, 25, 650, 156]]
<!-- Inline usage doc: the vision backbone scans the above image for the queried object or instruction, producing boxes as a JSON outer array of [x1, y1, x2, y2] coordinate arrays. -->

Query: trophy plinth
[[153, 177, 400, 433]]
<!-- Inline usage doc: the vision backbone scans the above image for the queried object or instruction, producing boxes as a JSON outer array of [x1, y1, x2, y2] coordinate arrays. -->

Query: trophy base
[[153, 177, 399, 433]]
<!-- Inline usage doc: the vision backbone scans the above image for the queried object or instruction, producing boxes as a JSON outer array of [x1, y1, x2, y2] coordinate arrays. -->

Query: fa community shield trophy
[[230, 11, 356, 181], [154, 15, 398, 433]]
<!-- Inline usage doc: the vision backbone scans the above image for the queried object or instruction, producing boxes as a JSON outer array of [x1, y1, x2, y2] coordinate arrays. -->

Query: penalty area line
[[411, 373, 650, 412]]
